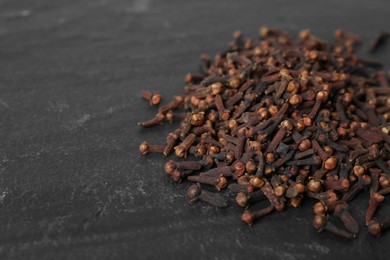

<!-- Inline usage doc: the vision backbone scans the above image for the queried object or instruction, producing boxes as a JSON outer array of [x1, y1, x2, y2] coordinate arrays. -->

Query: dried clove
[[138, 27, 390, 239], [187, 184, 228, 208]]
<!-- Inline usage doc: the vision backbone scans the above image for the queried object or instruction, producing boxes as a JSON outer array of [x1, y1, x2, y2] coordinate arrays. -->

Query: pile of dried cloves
[[138, 28, 390, 239]]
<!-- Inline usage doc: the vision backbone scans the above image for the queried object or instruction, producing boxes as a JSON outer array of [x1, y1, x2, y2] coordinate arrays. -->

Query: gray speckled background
[[1, 0, 389, 259]]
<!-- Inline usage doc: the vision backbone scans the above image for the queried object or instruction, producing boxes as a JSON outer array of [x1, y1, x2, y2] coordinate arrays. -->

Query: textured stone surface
[[0, 0, 389, 259]]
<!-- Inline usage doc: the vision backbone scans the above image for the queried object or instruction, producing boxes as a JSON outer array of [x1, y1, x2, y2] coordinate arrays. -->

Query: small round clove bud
[[165, 110, 174, 123], [190, 96, 200, 106], [295, 121, 305, 132], [175, 146, 187, 158], [237, 175, 250, 185], [229, 77, 241, 88], [316, 91, 329, 102], [205, 95, 215, 105], [321, 84, 332, 92], [274, 185, 286, 197], [225, 151, 235, 163], [139, 141, 150, 155], [245, 160, 257, 174], [368, 144, 380, 160], [208, 145, 220, 155], [190, 112, 205, 126], [250, 176, 265, 189], [219, 110, 230, 121], [287, 81, 300, 93], [228, 119, 238, 129], [264, 166, 274, 176], [257, 132, 268, 143], [279, 69, 290, 77], [241, 210, 255, 225], [367, 219, 381, 237], [313, 214, 327, 231], [236, 192, 249, 208], [265, 152, 276, 163], [150, 92, 161, 106], [257, 107, 269, 119], [319, 121, 329, 131], [259, 26, 271, 37], [171, 169, 183, 182], [353, 165, 365, 177], [379, 176, 389, 188], [187, 184, 202, 201], [308, 50, 318, 60], [141, 90, 161, 106], [289, 94, 302, 106], [210, 82, 223, 95], [298, 139, 311, 151], [302, 117, 312, 126], [165, 160, 176, 175], [280, 175, 289, 183], [294, 183, 306, 194], [233, 161, 246, 177], [281, 120, 293, 131], [268, 105, 278, 116], [216, 176, 228, 190], [248, 140, 262, 151], [381, 126, 390, 135], [195, 144, 207, 158], [307, 179, 322, 193], [323, 146, 334, 156], [337, 127, 348, 138], [208, 110, 218, 123], [290, 195, 303, 208], [313, 202, 327, 215], [324, 157, 337, 170]]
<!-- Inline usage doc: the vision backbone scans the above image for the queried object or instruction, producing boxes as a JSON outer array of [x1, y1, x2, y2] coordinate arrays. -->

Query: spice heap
[[138, 28, 390, 239]]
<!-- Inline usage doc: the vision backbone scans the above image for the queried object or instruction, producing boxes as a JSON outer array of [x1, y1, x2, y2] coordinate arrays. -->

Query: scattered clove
[[187, 184, 228, 208]]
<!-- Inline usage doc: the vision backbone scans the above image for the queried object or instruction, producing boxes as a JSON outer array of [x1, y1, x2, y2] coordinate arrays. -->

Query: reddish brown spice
[[138, 28, 390, 239]]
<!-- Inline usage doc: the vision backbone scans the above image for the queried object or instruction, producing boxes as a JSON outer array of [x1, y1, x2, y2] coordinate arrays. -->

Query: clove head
[[187, 184, 202, 202], [249, 177, 265, 189], [139, 141, 150, 155], [307, 179, 322, 193], [150, 92, 161, 106], [216, 176, 228, 190], [313, 214, 327, 231], [313, 202, 327, 215], [241, 210, 254, 225], [367, 219, 382, 237], [324, 157, 337, 170], [165, 160, 176, 175], [175, 146, 187, 158], [171, 169, 183, 183], [236, 192, 249, 208]]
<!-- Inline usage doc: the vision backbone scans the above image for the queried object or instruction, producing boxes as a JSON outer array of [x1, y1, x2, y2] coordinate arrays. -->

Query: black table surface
[[1, 0, 390, 259]]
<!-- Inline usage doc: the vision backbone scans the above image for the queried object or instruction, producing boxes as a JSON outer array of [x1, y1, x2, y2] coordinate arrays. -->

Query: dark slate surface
[[1, 0, 389, 259]]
